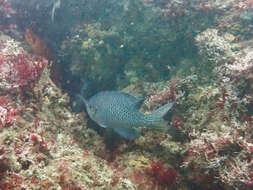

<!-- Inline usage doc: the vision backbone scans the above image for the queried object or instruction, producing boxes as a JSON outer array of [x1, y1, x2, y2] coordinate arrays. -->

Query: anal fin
[[113, 127, 140, 140]]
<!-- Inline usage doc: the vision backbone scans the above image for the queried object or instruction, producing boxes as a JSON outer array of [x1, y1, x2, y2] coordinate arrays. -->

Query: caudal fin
[[144, 101, 174, 128]]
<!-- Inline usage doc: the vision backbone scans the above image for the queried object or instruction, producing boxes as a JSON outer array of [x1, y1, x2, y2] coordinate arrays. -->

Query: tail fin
[[143, 102, 174, 128]]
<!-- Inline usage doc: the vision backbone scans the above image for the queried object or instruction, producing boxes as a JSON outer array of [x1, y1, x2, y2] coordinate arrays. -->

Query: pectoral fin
[[98, 123, 107, 128], [113, 127, 140, 140]]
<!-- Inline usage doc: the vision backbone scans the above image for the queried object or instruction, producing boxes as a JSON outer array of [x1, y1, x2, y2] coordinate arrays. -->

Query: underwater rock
[[59, 0, 214, 92], [2, 0, 253, 189], [0, 34, 136, 190], [195, 28, 234, 66], [24, 28, 53, 61]]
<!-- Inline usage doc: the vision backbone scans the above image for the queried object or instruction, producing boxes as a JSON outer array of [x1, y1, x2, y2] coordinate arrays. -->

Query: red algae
[[0, 146, 5, 155], [0, 51, 47, 91], [148, 78, 179, 108], [62, 184, 83, 190], [0, 96, 18, 128], [172, 115, 185, 129], [146, 162, 177, 189], [129, 170, 152, 189], [0, 174, 23, 190], [1, 53, 47, 88], [0, 156, 9, 173], [30, 133, 50, 153], [157, 168, 178, 187]]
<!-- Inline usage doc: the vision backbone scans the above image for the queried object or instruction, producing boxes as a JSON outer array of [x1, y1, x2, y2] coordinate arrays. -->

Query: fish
[[51, 0, 61, 22], [78, 91, 174, 140]]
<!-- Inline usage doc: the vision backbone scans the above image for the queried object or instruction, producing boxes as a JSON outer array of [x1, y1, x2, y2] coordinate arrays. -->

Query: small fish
[[78, 91, 174, 140], [51, 0, 61, 22]]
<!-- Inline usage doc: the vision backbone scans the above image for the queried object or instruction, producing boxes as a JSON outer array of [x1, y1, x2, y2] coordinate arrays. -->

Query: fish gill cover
[[0, 0, 253, 190]]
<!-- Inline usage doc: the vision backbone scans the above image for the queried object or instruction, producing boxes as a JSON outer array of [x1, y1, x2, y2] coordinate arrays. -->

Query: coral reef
[[179, 28, 253, 190], [2, 0, 253, 190], [119, 25, 253, 189], [0, 33, 185, 190]]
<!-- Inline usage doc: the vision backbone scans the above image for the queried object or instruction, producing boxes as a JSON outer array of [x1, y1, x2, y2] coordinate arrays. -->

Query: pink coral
[[0, 52, 47, 91]]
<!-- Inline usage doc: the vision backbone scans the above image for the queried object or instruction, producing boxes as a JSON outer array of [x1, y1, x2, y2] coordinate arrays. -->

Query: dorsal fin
[[142, 101, 174, 128], [151, 101, 174, 118], [117, 92, 145, 109]]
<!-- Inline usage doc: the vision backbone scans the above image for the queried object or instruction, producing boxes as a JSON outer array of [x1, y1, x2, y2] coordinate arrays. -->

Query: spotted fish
[[79, 91, 174, 140]]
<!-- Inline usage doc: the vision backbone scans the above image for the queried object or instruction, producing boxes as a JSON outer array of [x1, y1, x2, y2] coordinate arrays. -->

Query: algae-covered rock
[[3, 0, 253, 189], [59, 0, 216, 92], [195, 29, 234, 66]]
